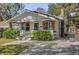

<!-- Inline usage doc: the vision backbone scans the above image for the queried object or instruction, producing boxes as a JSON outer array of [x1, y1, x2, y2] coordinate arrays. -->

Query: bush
[[0, 28, 4, 37], [3, 29, 20, 39], [0, 28, 8, 38], [32, 30, 53, 41]]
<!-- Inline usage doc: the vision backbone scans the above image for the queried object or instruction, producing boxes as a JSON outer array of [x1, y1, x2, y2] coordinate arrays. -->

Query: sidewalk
[[1, 39, 79, 47], [1, 40, 29, 46]]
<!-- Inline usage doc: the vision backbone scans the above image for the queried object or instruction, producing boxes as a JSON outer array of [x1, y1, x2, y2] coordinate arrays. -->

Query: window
[[43, 22, 49, 29], [26, 23, 30, 31], [34, 23, 39, 30]]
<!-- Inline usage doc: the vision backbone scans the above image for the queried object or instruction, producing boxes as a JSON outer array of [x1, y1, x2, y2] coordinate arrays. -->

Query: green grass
[[0, 38, 16, 44], [0, 44, 28, 55]]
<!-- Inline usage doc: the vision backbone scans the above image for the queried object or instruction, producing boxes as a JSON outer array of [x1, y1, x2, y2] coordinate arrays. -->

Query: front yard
[[0, 44, 28, 55], [0, 28, 20, 44]]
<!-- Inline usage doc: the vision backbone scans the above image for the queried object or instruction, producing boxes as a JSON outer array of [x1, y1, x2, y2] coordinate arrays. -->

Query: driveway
[[19, 40, 79, 55]]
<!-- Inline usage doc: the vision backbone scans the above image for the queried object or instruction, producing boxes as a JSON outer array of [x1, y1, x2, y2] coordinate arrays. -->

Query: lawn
[[0, 38, 16, 44], [0, 44, 28, 55]]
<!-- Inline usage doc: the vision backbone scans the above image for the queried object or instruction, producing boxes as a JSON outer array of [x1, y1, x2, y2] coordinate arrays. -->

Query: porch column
[[31, 22, 34, 30], [50, 22, 53, 30], [55, 21, 59, 38], [39, 21, 43, 30], [9, 22, 12, 29], [30, 22, 34, 33]]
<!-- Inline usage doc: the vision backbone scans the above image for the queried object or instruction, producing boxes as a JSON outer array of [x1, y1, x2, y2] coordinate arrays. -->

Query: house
[[1, 9, 63, 38], [68, 10, 79, 39]]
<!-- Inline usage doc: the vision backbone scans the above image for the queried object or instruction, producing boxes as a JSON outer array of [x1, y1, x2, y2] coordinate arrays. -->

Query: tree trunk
[[60, 8, 65, 37]]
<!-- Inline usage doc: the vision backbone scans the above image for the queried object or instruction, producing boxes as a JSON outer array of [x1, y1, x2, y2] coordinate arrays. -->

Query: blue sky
[[24, 3, 49, 11]]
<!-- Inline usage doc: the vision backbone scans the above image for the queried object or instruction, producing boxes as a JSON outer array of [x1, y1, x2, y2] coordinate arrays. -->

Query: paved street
[[19, 40, 79, 55]]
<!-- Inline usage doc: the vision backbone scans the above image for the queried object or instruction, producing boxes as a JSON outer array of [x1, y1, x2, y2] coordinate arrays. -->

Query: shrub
[[3, 29, 20, 39], [32, 30, 53, 41], [0, 28, 8, 38], [0, 28, 4, 37]]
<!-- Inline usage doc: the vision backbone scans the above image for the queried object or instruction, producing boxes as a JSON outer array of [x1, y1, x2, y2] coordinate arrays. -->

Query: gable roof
[[7, 9, 62, 22]]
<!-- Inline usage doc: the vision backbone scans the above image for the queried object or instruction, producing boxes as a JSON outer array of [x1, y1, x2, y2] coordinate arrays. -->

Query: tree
[[48, 3, 79, 16], [48, 3, 79, 37], [0, 3, 24, 20]]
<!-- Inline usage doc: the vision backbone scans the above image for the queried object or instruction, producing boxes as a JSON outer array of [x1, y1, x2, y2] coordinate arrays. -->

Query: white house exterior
[[1, 9, 62, 38]]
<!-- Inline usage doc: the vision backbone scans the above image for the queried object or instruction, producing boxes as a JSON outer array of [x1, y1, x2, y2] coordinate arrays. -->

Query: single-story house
[[0, 9, 64, 38]]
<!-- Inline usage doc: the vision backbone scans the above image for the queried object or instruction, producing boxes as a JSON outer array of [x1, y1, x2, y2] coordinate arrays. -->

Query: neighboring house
[[69, 9, 79, 35], [1, 9, 62, 38]]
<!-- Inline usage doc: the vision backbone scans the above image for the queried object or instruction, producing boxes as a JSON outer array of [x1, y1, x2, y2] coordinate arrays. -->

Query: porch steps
[[16, 31, 31, 40]]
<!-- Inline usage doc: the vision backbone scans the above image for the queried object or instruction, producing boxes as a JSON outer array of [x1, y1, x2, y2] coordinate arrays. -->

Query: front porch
[[10, 20, 59, 39]]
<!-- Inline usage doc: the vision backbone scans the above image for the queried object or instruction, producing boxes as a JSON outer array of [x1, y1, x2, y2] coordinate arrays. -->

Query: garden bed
[[0, 44, 28, 55]]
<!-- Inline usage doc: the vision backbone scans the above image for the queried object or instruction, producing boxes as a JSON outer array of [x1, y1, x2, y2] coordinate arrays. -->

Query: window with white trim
[[34, 23, 39, 30], [43, 22, 49, 30]]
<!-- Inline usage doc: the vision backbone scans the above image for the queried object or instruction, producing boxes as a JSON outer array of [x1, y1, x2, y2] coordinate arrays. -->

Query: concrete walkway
[[1, 40, 29, 46]]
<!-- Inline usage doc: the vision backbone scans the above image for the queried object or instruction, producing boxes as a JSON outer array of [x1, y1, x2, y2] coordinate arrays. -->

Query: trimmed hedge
[[3, 29, 20, 39], [32, 30, 53, 41]]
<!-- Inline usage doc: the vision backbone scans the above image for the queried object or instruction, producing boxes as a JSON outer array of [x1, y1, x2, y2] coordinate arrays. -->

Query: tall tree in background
[[48, 3, 79, 23], [48, 3, 79, 37], [48, 3, 79, 16], [0, 3, 24, 20]]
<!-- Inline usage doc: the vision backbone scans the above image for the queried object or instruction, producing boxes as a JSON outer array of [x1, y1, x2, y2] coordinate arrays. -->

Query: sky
[[24, 3, 49, 11]]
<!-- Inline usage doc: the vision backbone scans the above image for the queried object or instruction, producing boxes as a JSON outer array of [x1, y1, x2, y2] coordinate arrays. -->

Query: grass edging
[[0, 44, 28, 55]]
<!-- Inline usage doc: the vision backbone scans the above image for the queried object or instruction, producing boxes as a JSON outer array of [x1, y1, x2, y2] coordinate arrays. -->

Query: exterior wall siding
[[11, 20, 59, 38]]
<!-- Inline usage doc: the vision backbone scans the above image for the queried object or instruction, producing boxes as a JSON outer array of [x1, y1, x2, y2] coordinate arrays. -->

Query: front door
[[20, 22, 31, 38], [21, 23, 26, 30], [21, 22, 30, 31]]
